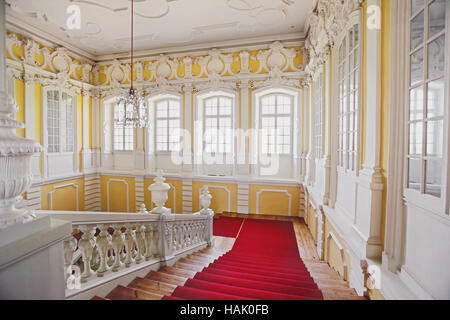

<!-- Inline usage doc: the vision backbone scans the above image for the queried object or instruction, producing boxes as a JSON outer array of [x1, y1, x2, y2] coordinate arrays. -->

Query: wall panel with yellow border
[[192, 181, 238, 214], [40, 178, 85, 211], [248, 185, 299, 217], [100, 176, 136, 213], [323, 218, 351, 281]]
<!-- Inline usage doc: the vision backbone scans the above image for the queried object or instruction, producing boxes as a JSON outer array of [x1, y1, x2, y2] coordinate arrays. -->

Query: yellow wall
[[192, 181, 238, 214], [40, 178, 85, 211], [249, 185, 300, 217], [100, 176, 136, 212]]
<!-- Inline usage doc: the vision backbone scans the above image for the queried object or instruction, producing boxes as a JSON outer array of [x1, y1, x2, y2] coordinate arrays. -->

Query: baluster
[[78, 225, 96, 282], [151, 223, 160, 258], [187, 222, 193, 246], [202, 221, 207, 241], [196, 222, 201, 244], [123, 224, 136, 267], [178, 221, 185, 249], [192, 222, 197, 245], [96, 224, 111, 277], [111, 224, 124, 272], [63, 236, 78, 282], [183, 222, 189, 248], [167, 223, 175, 255], [90, 245, 100, 271], [143, 223, 153, 260], [173, 222, 179, 251], [193, 222, 198, 245], [135, 224, 145, 264]]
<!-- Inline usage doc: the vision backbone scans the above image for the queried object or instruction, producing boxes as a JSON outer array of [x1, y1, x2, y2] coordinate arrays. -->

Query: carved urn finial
[[137, 203, 147, 214], [199, 186, 213, 216], [0, 91, 42, 229], [148, 169, 171, 215]]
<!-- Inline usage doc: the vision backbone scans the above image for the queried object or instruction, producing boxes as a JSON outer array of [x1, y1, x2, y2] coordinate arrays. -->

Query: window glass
[[406, 0, 447, 197], [204, 96, 233, 154], [156, 99, 181, 152], [260, 94, 293, 155]]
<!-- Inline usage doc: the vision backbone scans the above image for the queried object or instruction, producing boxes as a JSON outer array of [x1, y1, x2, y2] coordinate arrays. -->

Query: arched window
[[155, 98, 181, 152], [46, 90, 74, 153], [337, 22, 360, 171], [259, 93, 293, 155], [113, 105, 134, 151]]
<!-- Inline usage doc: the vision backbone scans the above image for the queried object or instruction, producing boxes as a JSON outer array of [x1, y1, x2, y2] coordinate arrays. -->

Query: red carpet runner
[[213, 216, 244, 238], [163, 219, 323, 300]]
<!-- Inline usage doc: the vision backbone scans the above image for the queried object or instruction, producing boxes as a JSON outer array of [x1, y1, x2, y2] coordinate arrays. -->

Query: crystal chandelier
[[115, 0, 149, 128]]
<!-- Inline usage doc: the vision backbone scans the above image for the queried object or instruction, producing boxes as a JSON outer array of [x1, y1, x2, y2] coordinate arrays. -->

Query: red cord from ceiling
[[131, 0, 134, 91]]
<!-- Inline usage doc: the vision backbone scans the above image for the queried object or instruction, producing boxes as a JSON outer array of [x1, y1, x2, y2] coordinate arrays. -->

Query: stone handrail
[[37, 210, 213, 298]]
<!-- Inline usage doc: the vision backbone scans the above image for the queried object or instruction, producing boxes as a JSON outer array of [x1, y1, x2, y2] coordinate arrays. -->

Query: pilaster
[[81, 88, 94, 173], [304, 82, 315, 185], [23, 70, 41, 180], [236, 81, 250, 177], [182, 83, 193, 174]]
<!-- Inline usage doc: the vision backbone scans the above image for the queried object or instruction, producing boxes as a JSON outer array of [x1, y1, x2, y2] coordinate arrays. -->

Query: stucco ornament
[[0, 91, 42, 229], [305, 0, 362, 78], [148, 169, 171, 214]]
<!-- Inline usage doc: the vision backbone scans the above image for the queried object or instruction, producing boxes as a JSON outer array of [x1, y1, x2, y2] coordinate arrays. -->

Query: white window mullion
[[406, 0, 447, 200]]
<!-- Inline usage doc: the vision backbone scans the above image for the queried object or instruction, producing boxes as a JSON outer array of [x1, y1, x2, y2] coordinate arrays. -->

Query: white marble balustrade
[[36, 211, 213, 298]]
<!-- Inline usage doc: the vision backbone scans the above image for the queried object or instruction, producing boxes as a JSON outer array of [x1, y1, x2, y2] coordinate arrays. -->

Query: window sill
[[47, 152, 74, 157]]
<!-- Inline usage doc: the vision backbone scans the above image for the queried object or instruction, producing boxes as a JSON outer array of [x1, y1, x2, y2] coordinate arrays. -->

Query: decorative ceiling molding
[[6, 30, 306, 100], [5, 0, 312, 58], [304, 0, 362, 79], [95, 41, 304, 89]]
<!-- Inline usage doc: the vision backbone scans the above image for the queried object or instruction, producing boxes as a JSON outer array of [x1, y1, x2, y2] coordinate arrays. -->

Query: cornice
[[6, 30, 307, 96], [6, 15, 305, 64]]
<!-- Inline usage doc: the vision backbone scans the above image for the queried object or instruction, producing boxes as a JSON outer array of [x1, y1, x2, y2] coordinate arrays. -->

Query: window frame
[[403, 0, 449, 213], [333, 18, 363, 176], [258, 93, 295, 156], [113, 104, 135, 152], [154, 97, 182, 153], [332, 11, 363, 177], [314, 70, 324, 160], [202, 95, 234, 155], [44, 87, 76, 155]]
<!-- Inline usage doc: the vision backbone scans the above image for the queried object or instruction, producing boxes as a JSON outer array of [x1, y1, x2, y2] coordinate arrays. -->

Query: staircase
[[93, 247, 227, 300], [94, 216, 366, 300], [93, 246, 364, 300]]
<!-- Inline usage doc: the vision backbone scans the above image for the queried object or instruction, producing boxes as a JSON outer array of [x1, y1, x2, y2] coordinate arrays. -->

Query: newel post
[[0, 92, 42, 228], [148, 169, 171, 214], [199, 186, 214, 247]]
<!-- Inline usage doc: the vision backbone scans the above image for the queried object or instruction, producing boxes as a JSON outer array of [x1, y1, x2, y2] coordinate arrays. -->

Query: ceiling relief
[[227, 0, 295, 26], [5, 0, 313, 58]]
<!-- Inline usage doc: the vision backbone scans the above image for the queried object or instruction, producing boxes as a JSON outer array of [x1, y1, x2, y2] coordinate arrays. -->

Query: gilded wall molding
[[6, 30, 308, 96]]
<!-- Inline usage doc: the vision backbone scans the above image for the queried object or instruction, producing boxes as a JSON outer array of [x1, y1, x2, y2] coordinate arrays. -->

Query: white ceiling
[[5, 0, 314, 59]]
